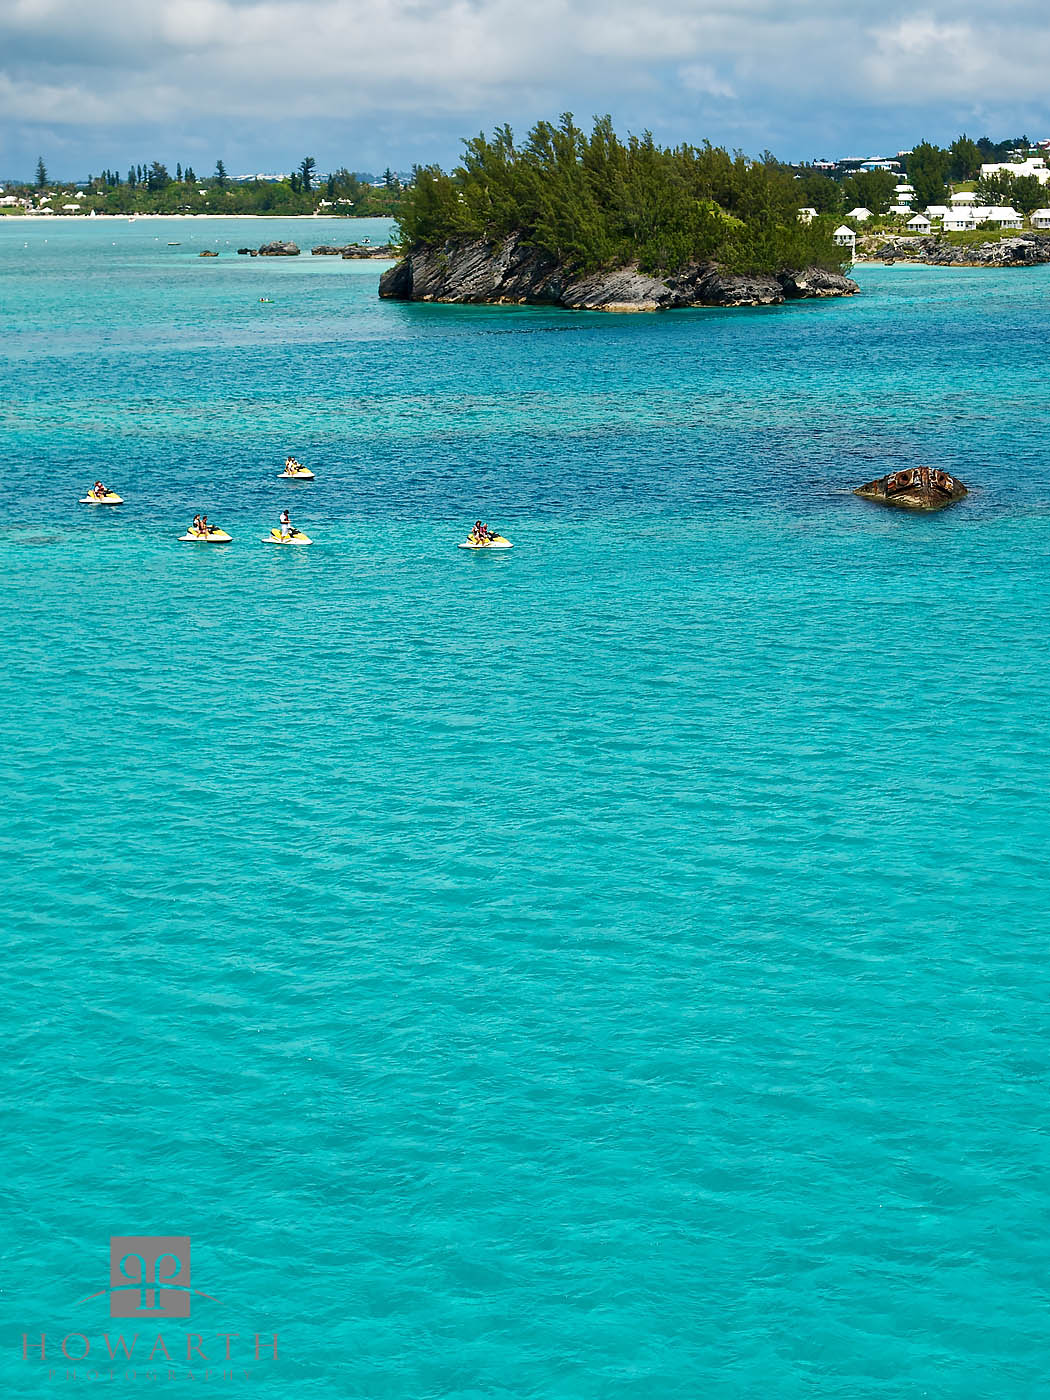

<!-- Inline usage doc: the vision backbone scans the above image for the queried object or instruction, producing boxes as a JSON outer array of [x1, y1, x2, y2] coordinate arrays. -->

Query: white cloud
[[1, 0, 1049, 170], [678, 64, 735, 100]]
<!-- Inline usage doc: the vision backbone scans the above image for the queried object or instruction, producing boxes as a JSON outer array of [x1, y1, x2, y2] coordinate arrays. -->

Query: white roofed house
[[1031, 209, 1050, 229], [950, 190, 977, 204], [797, 207, 817, 224], [925, 205, 950, 221], [894, 184, 915, 203], [832, 225, 856, 247], [888, 204, 913, 218], [979, 206, 1023, 229], [979, 158, 1050, 186], [907, 214, 931, 234], [944, 208, 977, 231], [846, 206, 872, 222]]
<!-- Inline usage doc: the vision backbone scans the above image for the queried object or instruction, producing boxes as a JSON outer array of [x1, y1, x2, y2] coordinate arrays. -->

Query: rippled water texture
[[3, 219, 1050, 1396]]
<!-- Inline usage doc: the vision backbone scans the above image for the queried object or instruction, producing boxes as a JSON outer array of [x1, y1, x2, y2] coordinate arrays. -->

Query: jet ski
[[179, 527, 232, 542], [263, 527, 312, 545], [459, 533, 512, 550], [80, 492, 123, 504], [278, 467, 315, 479]]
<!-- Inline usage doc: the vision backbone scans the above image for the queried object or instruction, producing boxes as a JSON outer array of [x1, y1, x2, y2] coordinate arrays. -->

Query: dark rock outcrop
[[863, 233, 1050, 267], [378, 233, 858, 310], [237, 247, 251, 255], [854, 466, 967, 512], [311, 243, 397, 259], [257, 241, 300, 257], [199, 250, 219, 257]]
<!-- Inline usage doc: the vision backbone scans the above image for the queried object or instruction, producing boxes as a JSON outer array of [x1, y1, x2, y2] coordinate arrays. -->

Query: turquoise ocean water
[[3, 217, 1050, 1396]]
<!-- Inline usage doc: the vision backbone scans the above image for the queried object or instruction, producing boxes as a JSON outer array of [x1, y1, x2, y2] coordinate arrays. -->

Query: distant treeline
[[398, 115, 847, 276], [10, 156, 408, 216], [794, 134, 1047, 216]]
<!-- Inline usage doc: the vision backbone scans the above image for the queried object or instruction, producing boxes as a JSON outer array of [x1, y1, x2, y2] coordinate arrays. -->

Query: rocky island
[[380, 233, 856, 310], [380, 115, 858, 313], [312, 243, 397, 259]]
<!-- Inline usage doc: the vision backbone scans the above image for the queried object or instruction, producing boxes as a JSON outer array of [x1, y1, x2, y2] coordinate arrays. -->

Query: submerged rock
[[257, 241, 300, 256], [378, 233, 858, 311], [854, 466, 968, 512], [199, 250, 219, 257]]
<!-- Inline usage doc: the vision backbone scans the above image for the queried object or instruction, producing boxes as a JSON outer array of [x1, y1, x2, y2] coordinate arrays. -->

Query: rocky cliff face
[[379, 234, 858, 311], [863, 233, 1050, 266]]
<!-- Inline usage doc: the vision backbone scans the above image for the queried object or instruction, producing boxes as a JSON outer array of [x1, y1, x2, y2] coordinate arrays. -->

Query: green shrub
[[396, 115, 847, 277]]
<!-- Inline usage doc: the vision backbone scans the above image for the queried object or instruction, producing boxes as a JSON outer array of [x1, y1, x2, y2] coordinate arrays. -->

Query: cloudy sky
[[2, 0, 1049, 179]]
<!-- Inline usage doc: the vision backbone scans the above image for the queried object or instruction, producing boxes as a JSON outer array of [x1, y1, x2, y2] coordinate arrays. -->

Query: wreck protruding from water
[[854, 466, 968, 512]]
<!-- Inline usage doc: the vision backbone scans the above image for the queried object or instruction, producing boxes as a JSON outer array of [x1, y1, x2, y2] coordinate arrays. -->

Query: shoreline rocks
[[860, 232, 1050, 267], [257, 241, 300, 257], [378, 233, 858, 311], [311, 243, 396, 259]]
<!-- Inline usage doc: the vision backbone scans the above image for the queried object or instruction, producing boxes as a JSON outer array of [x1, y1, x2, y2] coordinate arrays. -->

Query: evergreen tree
[[905, 141, 950, 206], [976, 170, 1017, 203], [396, 114, 845, 277], [214, 160, 228, 188], [796, 171, 842, 214], [148, 161, 171, 190], [1012, 174, 1045, 214], [298, 156, 316, 192], [949, 135, 981, 181], [36, 156, 48, 187], [176, 162, 182, 182], [127, 168, 136, 188], [839, 169, 896, 215]]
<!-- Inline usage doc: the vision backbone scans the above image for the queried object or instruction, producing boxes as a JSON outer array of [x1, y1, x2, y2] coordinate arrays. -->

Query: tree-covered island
[[381, 115, 857, 311]]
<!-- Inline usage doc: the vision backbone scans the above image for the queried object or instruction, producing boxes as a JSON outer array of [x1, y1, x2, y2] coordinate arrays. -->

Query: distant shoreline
[[0, 213, 391, 221]]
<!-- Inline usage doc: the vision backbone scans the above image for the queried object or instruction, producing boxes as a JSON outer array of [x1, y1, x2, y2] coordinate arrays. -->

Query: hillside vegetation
[[398, 115, 847, 277]]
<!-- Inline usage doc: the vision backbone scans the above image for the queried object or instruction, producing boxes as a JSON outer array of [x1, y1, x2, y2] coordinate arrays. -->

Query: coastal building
[[907, 214, 932, 234], [950, 191, 978, 204], [943, 209, 977, 231], [797, 207, 817, 224], [846, 206, 872, 222], [979, 158, 1050, 186], [978, 206, 1023, 228], [1031, 208, 1050, 229], [894, 184, 916, 203], [925, 205, 950, 221], [888, 204, 913, 218], [832, 225, 856, 247]]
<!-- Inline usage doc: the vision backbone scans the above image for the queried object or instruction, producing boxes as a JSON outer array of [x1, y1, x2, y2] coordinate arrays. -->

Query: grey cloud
[[1, 0, 1048, 175]]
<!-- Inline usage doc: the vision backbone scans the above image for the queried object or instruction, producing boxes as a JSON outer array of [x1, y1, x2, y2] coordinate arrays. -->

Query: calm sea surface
[[3, 217, 1050, 1397]]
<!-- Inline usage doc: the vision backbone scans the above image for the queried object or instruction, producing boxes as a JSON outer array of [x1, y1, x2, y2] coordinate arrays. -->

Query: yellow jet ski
[[459, 533, 513, 550], [179, 527, 232, 542], [81, 492, 123, 504], [263, 527, 312, 545], [278, 467, 315, 480]]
